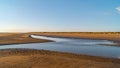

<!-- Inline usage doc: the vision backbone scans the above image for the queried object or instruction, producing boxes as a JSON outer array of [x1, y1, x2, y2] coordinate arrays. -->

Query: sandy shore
[[0, 32, 119, 46], [0, 32, 120, 68], [0, 48, 120, 68], [0, 33, 52, 45], [32, 32, 120, 43]]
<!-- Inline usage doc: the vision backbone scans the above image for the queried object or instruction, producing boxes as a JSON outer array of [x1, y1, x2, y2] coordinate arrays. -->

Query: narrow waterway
[[0, 35, 120, 59]]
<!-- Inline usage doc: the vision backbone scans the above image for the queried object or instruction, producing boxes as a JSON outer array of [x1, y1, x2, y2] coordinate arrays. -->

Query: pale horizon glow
[[0, 0, 120, 32]]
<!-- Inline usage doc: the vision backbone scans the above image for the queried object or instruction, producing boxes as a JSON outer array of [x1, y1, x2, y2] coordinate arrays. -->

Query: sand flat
[[0, 33, 52, 45], [0, 49, 120, 68], [32, 32, 120, 43], [0, 32, 120, 68]]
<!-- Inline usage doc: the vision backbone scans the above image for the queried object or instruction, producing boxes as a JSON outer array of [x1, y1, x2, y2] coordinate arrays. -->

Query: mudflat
[[0, 32, 119, 45], [0, 49, 120, 68], [0, 33, 52, 45], [32, 32, 120, 43], [0, 32, 120, 68]]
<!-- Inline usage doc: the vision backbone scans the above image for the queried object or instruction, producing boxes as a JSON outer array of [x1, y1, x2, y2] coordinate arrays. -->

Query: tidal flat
[[32, 32, 120, 44], [0, 49, 120, 68], [0, 33, 52, 45], [0, 32, 120, 68]]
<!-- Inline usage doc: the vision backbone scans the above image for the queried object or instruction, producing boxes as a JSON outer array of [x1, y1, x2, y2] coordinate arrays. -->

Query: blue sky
[[0, 0, 120, 32]]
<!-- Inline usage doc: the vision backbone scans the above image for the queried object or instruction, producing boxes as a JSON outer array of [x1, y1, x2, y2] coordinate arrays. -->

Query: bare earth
[[32, 32, 120, 44], [0, 49, 120, 68], [0, 32, 120, 68], [0, 33, 52, 45]]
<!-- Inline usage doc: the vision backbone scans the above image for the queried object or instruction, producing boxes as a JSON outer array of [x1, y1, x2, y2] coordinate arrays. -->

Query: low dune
[[0, 49, 120, 68]]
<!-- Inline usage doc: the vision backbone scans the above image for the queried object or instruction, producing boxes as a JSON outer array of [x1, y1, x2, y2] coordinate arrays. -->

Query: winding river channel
[[0, 35, 120, 59]]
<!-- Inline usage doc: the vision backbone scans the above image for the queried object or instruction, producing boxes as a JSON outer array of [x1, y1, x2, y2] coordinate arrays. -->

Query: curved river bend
[[0, 35, 120, 59]]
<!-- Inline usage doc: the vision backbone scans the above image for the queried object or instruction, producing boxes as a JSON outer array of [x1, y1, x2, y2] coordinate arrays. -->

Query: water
[[0, 35, 120, 59]]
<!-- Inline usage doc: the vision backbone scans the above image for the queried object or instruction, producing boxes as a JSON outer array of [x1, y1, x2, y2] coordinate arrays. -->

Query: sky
[[0, 0, 120, 32]]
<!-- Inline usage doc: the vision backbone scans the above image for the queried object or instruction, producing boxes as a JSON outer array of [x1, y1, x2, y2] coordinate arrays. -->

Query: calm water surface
[[0, 35, 120, 59]]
